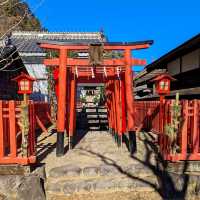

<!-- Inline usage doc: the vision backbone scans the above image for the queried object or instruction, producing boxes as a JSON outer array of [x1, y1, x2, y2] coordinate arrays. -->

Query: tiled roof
[[135, 86, 200, 100], [135, 69, 166, 85], [134, 69, 147, 80], [0, 45, 16, 58], [11, 31, 106, 53], [12, 31, 105, 40], [25, 64, 47, 79], [24, 64, 48, 98]]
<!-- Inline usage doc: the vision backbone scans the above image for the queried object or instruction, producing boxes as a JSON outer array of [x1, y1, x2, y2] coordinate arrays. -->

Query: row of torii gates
[[40, 40, 153, 156]]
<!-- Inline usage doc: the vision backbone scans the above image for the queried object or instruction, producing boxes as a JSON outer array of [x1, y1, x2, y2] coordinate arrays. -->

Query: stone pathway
[[37, 130, 162, 199]]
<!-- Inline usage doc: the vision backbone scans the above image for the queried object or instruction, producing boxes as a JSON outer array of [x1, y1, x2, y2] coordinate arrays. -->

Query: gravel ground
[[37, 130, 200, 200], [48, 191, 162, 200], [48, 191, 200, 200], [37, 130, 140, 176]]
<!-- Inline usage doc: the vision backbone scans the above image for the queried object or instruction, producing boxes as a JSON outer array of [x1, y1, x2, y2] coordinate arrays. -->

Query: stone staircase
[[46, 162, 158, 199], [86, 106, 108, 131], [38, 129, 200, 200], [76, 105, 108, 131], [44, 131, 159, 200]]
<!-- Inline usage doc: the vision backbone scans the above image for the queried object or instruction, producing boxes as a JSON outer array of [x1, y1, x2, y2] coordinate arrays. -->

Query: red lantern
[[12, 72, 36, 94], [151, 73, 176, 96]]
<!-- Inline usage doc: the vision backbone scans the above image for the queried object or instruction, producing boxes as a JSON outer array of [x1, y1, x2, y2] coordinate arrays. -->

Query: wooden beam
[[43, 58, 146, 67], [0, 101, 4, 157], [124, 49, 135, 131], [36, 115, 48, 134], [40, 43, 150, 51]]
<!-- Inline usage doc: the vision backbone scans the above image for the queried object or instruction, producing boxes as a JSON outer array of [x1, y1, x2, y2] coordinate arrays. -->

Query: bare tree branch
[[0, 9, 28, 40], [0, 0, 10, 6], [0, 1, 26, 18], [0, 0, 45, 70]]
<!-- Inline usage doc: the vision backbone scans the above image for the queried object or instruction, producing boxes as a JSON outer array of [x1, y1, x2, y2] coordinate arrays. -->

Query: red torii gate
[[40, 40, 153, 156]]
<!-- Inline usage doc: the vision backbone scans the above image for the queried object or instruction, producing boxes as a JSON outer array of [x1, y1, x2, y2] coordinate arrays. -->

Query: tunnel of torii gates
[[40, 40, 153, 156]]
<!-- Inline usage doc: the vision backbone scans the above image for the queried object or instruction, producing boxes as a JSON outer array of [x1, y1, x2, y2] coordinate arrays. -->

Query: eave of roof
[[11, 31, 153, 53], [136, 86, 200, 100], [150, 73, 176, 82], [38, 40, 154, 46], [135, 69, 166, 85], [134, 69, 147, 81], [0, 45, 26, 73], [12, 72, 36, 81], [11, 31, 107, 53], [145, 33, 200, 70]]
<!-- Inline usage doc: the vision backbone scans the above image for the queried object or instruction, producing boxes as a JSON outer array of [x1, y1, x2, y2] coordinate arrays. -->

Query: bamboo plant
[[17, 100, 29, 157], [164, 93, 182, 154]]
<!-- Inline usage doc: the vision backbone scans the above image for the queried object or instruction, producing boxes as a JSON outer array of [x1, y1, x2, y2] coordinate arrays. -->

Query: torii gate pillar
[[56, 49, 67, 156], [69, 75, 77, 149], [125, 49, 137, 154]]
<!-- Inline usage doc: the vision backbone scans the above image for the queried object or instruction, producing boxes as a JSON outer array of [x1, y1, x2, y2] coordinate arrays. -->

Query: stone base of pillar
[[56, 132, 64, 157], [117, 135, 122, 147], [128, 131, 137, 155], [69, 136, 74, 150], [111, 129, 115, 138], [114, 132, 118, 143]]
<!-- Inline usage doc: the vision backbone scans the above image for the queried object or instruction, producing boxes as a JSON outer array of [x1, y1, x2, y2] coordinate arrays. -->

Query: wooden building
[[10, 31, 106, 101], [135, 33, 200, 99], [0, 40, 26, 100]]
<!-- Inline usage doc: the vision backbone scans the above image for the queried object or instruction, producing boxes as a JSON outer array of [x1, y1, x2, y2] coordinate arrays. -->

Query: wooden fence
[[0, 101, 51, 165], [135, 100, 200, 162], [34, 102, 52, 134]]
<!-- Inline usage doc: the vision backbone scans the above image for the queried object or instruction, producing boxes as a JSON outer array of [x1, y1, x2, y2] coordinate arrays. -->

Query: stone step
[[87, 120, 108, 123], [77, 106, 108, 131], [85, 111, 107, 115], [48, 164, 155, 180], [85, 108, 107, 111], [77, 108, 107, 113], [86, 115, 107, 118], [84, 106, 107, 109], [89, 127, 102, 131], [47, 190, 162, 200], [46, 175, 157, 197]]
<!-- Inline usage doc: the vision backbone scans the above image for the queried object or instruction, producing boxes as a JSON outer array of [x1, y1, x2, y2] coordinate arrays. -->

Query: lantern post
[[151, 73, 176, 134], [12, 72, 35, 157]]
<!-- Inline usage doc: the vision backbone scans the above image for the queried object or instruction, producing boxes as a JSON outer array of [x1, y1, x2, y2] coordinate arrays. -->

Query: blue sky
[[27, 0, 200, 71]]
